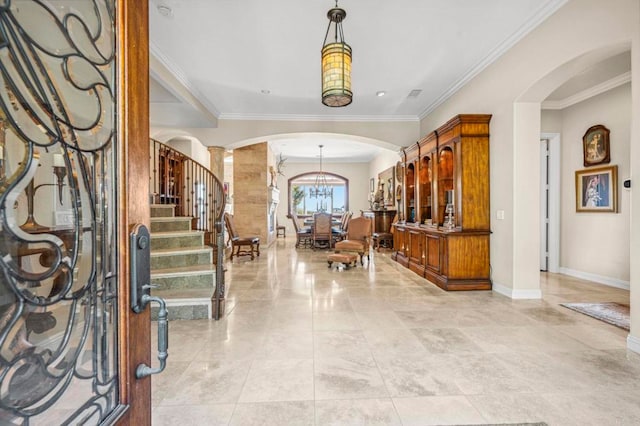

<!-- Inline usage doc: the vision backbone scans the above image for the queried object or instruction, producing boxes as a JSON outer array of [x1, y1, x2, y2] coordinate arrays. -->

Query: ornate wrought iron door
[[0, 1, 128, 423]]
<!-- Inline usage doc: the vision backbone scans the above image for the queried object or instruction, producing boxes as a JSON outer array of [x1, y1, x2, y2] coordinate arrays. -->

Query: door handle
[[135, 292, 168, 379], [130, 224, 168, 379]]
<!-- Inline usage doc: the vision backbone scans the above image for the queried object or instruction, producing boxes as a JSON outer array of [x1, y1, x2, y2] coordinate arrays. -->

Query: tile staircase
[[150, 204, 216, 320]]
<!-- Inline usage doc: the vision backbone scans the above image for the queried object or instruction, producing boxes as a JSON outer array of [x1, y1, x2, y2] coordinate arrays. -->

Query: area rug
[[560, 302, 630, 330]]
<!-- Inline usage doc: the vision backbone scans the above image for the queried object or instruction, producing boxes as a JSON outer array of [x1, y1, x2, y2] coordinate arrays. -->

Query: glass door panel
[[419, 156, 432, 224], [0, 1, 122, 423], [437, 147, 454, 225], [405, 163, 415, 222]]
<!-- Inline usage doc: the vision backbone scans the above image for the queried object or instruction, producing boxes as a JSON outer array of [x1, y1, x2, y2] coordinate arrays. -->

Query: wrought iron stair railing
[[150, 139, 226, 319]]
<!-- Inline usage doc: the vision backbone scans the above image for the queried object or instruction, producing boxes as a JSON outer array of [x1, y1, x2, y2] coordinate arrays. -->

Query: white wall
[[275, 161, 370, 235], [224, 157, 233, 214], [541, 110, 563, 133], [165, 137, 210, 168], [369, 150, 402, 193], [555, 84, 631, 284], [190, 139, 210, 168]]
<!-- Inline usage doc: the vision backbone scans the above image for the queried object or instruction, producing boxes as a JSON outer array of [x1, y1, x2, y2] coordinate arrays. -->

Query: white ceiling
[[148, 0, 630, 161]]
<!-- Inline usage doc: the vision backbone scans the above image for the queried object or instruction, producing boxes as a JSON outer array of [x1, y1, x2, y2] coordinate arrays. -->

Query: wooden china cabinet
[[392, 114, 491, 291]]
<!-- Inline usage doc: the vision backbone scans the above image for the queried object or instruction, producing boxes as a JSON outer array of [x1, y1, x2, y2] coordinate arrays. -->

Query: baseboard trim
[[628, 334, 640, 354], [558, 267, 630, 291], [492, 282, 542, 299]]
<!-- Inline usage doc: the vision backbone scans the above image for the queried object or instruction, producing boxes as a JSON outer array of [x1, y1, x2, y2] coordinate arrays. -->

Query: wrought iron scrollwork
[[0, 1, 118, 424]]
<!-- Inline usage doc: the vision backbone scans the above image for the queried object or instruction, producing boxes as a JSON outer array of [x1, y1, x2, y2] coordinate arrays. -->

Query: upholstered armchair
[[224, 213, 261, 260], [334, 215, 372, 265]]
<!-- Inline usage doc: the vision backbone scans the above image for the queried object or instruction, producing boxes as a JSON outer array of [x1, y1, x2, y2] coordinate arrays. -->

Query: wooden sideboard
[[393, 223, 490, 290], [392, 114, 491, 291]]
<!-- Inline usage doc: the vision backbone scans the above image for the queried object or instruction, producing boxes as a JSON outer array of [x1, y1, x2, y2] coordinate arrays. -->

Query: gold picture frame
[[378, 166, 395, 207], [575, 165, 617, 212]]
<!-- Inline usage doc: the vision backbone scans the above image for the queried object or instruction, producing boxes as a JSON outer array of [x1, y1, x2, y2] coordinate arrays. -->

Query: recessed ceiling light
[[376, 91, 386, 97], [261, 89, 271, 95], [157, 4, 173, 17], [408, 89, 422, 98]]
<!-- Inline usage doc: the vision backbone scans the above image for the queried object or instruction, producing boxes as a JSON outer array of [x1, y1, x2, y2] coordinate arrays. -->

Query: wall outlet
[[496, 210, 505, 220]]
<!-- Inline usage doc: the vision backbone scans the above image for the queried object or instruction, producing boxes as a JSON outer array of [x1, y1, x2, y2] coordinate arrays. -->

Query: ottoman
[[327, 252, 358, 270]]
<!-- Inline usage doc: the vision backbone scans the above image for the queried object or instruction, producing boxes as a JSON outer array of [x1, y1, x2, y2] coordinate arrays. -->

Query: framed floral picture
[[582, 124, 610, 167], [575, 165, 617, 212]]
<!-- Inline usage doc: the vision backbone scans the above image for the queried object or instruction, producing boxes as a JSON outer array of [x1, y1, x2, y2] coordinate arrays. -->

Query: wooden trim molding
[[117, 0, 151, 423]]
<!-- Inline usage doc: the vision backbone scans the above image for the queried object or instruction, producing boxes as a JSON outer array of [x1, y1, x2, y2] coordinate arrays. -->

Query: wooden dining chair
[[288, 212, 312, 248], [276, 218, 286, 238], [224, 213, 260, 260], [333, 211, 352, 243], [312, 212, 333, 250]]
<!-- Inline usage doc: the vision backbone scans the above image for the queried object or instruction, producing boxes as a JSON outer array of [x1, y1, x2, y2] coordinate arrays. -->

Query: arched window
[[288, 172, 349, 216]]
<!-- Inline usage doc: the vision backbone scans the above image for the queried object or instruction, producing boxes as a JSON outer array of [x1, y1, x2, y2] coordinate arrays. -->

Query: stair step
[[151, 264, 216, 290], [151, 217, 193, 232], [151, 204, 176, 218], [151, 231, 204, 250], [150, 288, 213, 320], [150, 246, 212, 270], [148, 197, 221, 320]]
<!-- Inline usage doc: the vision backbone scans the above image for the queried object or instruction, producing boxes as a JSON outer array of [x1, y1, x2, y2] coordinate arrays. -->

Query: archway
[[513, 43, 636, 351]]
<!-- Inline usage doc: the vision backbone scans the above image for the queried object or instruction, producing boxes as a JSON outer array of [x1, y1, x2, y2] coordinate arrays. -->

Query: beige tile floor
[[152, 237, 640, 426]]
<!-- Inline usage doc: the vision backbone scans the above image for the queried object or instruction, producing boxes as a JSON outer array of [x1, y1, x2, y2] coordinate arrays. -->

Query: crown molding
[[218, 113, 419, 123], [419, 0, 569, 119], [149, 41, 221, 118], [541, 72, 631, 110]]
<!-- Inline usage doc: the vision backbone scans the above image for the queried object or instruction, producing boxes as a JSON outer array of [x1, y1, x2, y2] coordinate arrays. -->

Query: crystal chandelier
[[321, 1, 352, 107], [309, 145, 333, 199]]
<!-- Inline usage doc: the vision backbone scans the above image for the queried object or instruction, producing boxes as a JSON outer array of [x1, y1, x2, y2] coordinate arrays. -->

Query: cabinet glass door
[[437, 147, 454, 225], [419, 156, 432, 224], [405, 163, 416, 222]]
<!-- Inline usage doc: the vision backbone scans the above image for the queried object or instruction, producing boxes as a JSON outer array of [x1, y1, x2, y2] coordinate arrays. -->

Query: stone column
[[208, 146, 225, 181], [234, 143, 269, 244]]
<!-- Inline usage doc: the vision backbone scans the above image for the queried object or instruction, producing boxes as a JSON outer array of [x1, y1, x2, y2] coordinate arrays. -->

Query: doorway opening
[[540, 133, 560, 273]]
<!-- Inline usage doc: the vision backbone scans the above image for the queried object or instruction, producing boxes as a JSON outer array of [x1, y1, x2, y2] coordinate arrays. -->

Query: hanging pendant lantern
[[309, 145, 333, 200], [321, 3, 352, 107]]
